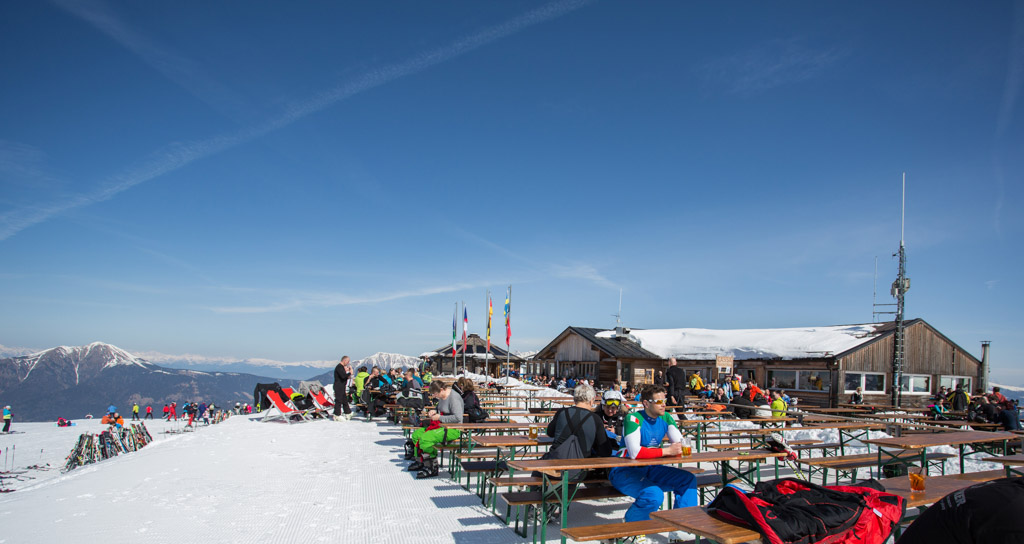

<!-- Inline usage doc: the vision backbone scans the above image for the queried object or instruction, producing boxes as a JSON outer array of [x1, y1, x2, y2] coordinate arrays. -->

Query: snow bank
[[597, 323, 885, 360]]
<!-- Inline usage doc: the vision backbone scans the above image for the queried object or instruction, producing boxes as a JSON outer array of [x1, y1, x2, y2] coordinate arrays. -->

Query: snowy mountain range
[[309, 352, 424, 383], [0, 342, 301, 421]]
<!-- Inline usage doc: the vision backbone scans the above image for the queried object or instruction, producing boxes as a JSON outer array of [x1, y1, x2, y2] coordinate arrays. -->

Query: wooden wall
[[553, 334, 600, 363]]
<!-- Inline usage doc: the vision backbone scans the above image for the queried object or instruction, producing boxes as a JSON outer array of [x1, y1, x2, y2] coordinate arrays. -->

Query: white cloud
[[208, 281, 492, 314], [700, 38, 846, 94], [0, 0, 591, 242]]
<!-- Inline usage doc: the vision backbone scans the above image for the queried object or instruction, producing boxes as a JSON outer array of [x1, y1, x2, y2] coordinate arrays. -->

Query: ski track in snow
[[0, 391, 1011, 543]]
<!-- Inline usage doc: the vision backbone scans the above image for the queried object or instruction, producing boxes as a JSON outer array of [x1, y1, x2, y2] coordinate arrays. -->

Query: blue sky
[[1, 1, 1022, 383]]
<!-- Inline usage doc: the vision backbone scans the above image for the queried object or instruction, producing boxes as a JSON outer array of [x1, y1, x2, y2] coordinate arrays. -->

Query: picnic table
[[981, 453, 1024, 476], [649, 468, 1007, 544], [507, 449, 786, 544], [864, 430, 1019, 474]]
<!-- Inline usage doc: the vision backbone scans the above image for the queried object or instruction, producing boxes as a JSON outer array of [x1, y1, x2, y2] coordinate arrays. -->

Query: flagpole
[[461, 301, 466, 373], [485, 289, 490, 376], [506, 285, 511, 378]]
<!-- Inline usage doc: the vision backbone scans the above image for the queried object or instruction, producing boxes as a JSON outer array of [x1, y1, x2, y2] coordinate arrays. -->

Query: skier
[[145, 405, 153, 419], [2, 405, 11, 433], [132, 402, 140, 421], [169, 402, 178, 421]]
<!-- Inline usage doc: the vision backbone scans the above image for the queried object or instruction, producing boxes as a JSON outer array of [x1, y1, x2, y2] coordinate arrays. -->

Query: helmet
[[602, 390, 624, 403]]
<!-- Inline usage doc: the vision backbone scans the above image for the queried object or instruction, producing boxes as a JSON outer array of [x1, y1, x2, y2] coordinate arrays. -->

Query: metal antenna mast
[[890, 173, 910, 407]]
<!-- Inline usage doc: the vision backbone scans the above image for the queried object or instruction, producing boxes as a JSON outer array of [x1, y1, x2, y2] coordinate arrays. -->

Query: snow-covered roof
[[595, 323, 886, 360]]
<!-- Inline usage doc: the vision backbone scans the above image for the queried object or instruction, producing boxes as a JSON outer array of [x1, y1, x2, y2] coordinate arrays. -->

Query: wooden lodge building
[[420, 334, 524, 377], [531, 319, 985, 408]]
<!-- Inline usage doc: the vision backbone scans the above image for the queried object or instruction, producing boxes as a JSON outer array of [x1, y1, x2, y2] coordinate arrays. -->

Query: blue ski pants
[[609, 465, 698, 522]]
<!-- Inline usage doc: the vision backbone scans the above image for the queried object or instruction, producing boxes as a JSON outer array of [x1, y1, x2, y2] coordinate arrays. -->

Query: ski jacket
[[334, 364, 350, 389], [770, 398, 788, 418], [2, 408, 9, 420], [689, 374, 705, 391], [354, 371, 370, 395], [709, 478, 905, 544], [620, 409, 681, 459]]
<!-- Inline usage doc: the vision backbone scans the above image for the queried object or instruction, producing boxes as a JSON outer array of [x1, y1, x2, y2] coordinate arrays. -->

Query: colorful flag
[[451, 304, 457, 358], [504, 287, 511, 346], [486, 294, 493, 353], [462, 305, 469, 355]]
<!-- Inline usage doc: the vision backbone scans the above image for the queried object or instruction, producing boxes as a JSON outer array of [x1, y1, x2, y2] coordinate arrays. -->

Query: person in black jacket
[[546, 384, 612, 458], [665, 357, 687, 412], [948, 385, 971, 412], [457, 377, 487, 422], [333, 356, 352, 421], [897, 477, 1024, 543]]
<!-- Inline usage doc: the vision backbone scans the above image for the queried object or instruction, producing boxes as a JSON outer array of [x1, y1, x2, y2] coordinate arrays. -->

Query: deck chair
[[261, 390, 312, 424], [310, 388, 334, 410]]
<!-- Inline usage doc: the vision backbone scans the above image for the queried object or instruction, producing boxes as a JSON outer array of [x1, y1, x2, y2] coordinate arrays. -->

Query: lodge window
[[844, 372, 886, 393], [766, 370, 830, 392], [939, 375, 973, 392], [899, 374, 931, 394]]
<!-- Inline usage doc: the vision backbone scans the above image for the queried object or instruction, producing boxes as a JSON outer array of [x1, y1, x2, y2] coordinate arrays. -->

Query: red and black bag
[[708, 478, 905, 544]]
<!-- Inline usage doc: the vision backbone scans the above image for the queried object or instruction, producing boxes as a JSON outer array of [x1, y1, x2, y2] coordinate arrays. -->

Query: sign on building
[[716, 355, 734, 379], [633, 368, 654, 385]]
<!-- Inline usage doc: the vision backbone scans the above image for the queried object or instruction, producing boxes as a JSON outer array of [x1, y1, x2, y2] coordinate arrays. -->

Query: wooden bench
[[561, 520, 679, 543], [502, 486, 627, 536], [798, 451, 954, 484], [504, 472, 728, 538], [652, 506, 763, 544]]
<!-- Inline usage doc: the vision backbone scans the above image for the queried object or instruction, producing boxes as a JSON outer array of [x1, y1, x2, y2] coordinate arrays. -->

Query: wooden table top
[[472, 435, 553, 448], [872, 469, 1006, 508], [810, 407, 872, 413], [442, 422, 535, 431], [927, 420, 1005, 430], [650, 508, 760, 544], [506, 449, 786, 477], [862, 413, 930, 420], [980, 453, 1024, 466], [801, 422, 885, 431], [864, 430, 1019, 450]]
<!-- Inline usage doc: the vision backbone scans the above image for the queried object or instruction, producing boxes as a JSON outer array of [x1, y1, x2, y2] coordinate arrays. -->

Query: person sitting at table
[[770, 391, 789, 419], [948, 384, 971, 412], [608, 385, 698, 524], [732, 389, 755, 418], [408, 381, 464, 479], [851, 386, 864, 405], [997, 404, 1022, 432], [546, 384, 610, 454], [895, 476, 1024, 544], [597, 389, 625, 446], [929, 398, 951, 420]]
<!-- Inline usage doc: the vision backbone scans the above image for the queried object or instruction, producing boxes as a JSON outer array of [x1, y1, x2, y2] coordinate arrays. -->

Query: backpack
[[466, 405, 490, 423], [538, 409, 594, 484]]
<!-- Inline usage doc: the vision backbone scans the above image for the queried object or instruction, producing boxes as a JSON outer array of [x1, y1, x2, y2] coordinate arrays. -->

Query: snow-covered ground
[[0, 399, 1011, 543]]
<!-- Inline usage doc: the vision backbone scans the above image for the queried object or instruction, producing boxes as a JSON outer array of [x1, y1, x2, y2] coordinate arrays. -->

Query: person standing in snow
[[665, 358, 687, 412], [2, 405, 11, 433], [162, 404, 169, 420], [132, 402, 139, 421], [170, 402, 178, 421], [145, 405, 153, 419], [333, 356, 353, 421]]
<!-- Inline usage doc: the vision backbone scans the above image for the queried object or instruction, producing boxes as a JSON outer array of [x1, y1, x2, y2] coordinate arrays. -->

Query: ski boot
[[416, 457, 438, 479]]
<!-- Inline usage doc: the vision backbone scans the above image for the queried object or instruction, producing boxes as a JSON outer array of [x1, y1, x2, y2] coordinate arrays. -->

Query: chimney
[[981, 341, 991, 392]]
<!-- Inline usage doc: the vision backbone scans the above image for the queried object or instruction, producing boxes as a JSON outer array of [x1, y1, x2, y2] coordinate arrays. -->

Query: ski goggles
[[603, 399, 621, 406]]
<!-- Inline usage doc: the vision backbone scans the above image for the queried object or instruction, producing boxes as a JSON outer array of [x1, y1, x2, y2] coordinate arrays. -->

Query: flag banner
[[462, 305, 468, 353], [486, 294, 493, 353], [504, 287, 511, 346], [451, 304, 457, 358]]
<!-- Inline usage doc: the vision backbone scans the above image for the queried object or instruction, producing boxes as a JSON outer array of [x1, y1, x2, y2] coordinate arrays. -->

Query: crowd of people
[[915, 384, 1022, 431]]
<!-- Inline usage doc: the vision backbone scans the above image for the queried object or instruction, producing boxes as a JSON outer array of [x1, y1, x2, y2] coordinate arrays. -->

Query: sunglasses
[[645, 399, 667, 405], [604, 400, 621, 406]]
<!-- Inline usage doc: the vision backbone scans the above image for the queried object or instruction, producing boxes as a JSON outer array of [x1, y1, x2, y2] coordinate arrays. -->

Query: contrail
[[0, 0, 591, 241]]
